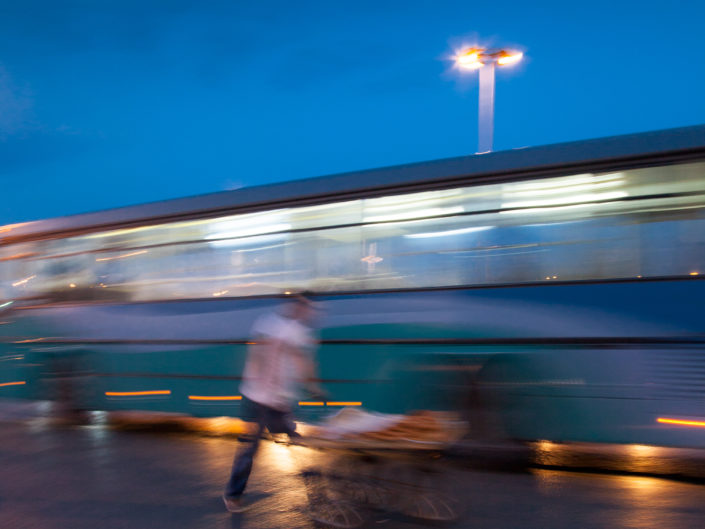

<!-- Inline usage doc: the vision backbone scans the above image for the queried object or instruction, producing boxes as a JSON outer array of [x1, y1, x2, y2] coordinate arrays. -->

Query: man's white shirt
[[240, 312, 315, 411]]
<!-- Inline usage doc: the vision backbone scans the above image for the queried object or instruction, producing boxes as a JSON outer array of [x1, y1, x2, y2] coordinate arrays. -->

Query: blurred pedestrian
[[223, 292, 325, 513]]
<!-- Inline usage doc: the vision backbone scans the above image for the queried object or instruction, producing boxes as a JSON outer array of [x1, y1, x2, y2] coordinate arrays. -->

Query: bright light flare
[[454, 47, 523, 69], [455, 47, 484, 70], [497, 51, 523, 66]]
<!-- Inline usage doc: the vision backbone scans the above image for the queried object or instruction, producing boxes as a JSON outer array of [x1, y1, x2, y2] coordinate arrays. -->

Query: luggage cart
[[298, 433, 465, 528]]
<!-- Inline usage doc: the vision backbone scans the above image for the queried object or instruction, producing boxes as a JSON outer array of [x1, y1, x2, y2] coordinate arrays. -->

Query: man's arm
[[290, 346, 326, 400]]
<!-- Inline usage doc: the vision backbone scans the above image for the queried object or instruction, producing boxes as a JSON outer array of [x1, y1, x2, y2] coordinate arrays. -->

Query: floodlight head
[[455, 47, 485, 70]]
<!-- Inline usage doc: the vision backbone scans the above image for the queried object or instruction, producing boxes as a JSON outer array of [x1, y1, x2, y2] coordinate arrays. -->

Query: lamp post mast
[[477, 61, 495, 153], [454, 45, 523, 154]]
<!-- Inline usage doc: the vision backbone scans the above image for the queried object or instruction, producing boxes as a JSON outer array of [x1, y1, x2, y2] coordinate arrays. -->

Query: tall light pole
[[455, 47, 523, 154]]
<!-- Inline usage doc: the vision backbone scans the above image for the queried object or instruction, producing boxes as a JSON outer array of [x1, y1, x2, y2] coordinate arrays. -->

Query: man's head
[[286, 291, 316, 323]]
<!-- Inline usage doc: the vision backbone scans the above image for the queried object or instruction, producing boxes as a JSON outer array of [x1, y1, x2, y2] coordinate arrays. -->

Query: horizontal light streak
[[105, 390, 171, 397], [657, 417, 705, 428], [363, 206, 464, 223], [0, 252, 36, 261], [500, 202, 598, 216], [405, 226, 493, 239], [298, 401, 362, 406], [12, 275, 36, 287], [86, 225, 149, 239], [367, 189, 462, 207], [0, 381, 26, 387], [504, 179, 623, 198], [205, 223, 291, 241], [95, 250, 148, 262], [506, 172, 621, 192], [207, 233, 287, 248], [501, 191, 628, 210], [189, 395, 242, 401]]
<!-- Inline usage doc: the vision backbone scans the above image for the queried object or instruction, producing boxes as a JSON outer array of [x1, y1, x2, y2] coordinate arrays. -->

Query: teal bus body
[[2, 125, 705, 448]]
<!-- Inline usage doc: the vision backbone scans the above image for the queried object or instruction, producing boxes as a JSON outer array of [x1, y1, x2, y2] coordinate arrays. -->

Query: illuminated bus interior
[[2, 160, 704, 303]]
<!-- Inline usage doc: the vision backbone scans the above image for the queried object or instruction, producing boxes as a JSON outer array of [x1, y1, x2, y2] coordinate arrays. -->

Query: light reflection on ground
[[3, 405, 705, 528], [530, 440, 705, 479]]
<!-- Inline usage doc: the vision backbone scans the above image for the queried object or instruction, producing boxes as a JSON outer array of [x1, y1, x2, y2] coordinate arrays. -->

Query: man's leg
[[224, 403, 265, 499], [283, 411, 301, 439], [265, 407, 300, 440]]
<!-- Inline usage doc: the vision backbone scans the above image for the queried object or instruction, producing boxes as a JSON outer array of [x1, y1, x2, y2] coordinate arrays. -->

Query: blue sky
[[1, 0, 704, 225]]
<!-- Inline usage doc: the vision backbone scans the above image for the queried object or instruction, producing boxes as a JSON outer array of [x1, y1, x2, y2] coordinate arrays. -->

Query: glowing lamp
[[456, 48, 484, 70], [497, 51, 523, 66]]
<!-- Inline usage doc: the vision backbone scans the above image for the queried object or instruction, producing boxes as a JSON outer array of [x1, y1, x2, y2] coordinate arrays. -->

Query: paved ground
[[2, 402, 705, 529]]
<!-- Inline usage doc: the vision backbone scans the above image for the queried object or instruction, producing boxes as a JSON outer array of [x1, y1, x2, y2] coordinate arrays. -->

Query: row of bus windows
[[1, 161, 705, 302]]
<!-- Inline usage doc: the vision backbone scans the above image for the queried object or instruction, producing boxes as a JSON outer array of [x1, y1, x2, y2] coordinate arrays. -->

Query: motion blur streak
[[0, 381, 25, 387], [657, 418, 705, 428], [188, 395, 242, 401], [105, 390, 171, 396], [95, 250, 148, 262], [326, 402, 362, 406]]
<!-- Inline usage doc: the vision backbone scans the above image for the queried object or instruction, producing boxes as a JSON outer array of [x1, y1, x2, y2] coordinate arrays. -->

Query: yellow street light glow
[[460, 60, 483, 70], [657, 417, 705, 428], [455, 47, 523, 69], [497, 51, 523, 66], [455, 48, 484, 70]]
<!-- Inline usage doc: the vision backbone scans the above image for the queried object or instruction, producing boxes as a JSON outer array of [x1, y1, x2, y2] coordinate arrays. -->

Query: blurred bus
[[1, 124, 705, 447]]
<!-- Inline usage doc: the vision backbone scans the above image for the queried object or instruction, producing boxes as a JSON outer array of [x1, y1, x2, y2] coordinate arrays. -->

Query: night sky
[[1, 0, 704, 225]]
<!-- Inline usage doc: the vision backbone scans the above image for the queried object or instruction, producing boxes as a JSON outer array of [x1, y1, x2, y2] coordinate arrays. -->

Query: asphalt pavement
[[2, 401, 705, 529]]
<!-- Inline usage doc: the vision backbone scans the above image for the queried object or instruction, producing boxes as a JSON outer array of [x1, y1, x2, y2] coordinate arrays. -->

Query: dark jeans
[[224, 397, 297, 499]]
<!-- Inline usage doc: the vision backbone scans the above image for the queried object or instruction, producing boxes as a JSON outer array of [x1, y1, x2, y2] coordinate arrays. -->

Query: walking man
[[223, 292, 324, 512]]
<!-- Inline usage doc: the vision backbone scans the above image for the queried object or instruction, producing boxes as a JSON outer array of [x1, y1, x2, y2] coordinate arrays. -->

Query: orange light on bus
[[657, 417, 705, 428], [299, 401, 325, 406], [326, 402, 362, 406], [188, 395, 242, 401], [105, 390, 171, 397], [0, 381, 26, 387]]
